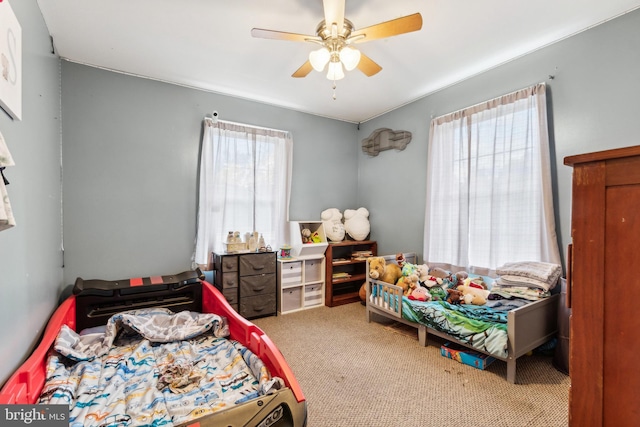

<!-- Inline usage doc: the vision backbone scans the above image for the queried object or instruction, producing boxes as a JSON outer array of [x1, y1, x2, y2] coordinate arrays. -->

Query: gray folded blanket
[[496, 261, 562, 291]]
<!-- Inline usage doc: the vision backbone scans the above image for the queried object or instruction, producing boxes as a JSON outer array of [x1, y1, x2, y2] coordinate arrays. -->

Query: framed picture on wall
[[0, 0, 22, 121]]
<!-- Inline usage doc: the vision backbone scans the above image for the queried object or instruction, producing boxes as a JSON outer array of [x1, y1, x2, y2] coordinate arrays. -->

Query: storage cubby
[[289, 221, 328, 257], [325, 240, 377, 307], [277, 255, 326, 314]]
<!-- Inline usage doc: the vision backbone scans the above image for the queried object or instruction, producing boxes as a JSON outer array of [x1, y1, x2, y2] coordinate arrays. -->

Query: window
[[193, 120, 292, 267], [424, 83, 561, 275]]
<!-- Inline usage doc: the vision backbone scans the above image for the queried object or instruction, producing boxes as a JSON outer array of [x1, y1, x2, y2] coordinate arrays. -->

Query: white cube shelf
[[277, 255, 326, 314]]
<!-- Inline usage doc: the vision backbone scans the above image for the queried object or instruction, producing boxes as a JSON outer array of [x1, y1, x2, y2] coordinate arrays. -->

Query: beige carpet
[[254, 302, 569, 427]]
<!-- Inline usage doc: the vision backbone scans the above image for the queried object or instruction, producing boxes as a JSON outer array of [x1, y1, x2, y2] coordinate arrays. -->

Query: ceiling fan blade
[[357, 53, 382, 77], [251, 28, 318, 43], [350, 13, 423, 43], [292, 60, 314, 78], [323, 0, 345, 31]]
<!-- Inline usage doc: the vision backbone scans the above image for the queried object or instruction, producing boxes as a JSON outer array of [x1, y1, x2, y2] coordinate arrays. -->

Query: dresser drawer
[[220, 272, 239, 289], [240, 274, 276, 297], [222, 287, 239, 305], [216, 255, 238, 272], [240, 294, 276, 319], [240, 252, 276, 276]]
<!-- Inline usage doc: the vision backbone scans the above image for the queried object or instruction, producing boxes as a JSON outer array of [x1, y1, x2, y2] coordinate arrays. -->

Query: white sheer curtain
[[424, 83, 561, 275], [193, 119, 292, 267]]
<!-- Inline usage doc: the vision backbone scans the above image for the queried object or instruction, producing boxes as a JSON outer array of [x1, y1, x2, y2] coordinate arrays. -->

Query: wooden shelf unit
[[325, 240, 377, 307]]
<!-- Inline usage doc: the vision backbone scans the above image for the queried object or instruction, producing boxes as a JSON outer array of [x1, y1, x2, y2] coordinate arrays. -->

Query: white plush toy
[[321, 208, 345, 242], [344, 207, 370, 241]]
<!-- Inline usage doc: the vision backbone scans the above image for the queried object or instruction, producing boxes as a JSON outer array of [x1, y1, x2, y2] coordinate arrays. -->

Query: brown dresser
[[564, 146, 640, 427], [212, 251, 277, 319]]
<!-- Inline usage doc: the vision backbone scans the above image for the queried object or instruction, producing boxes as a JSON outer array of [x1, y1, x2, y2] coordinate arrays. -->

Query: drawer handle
[[253, 305, 265, 312], [252, 286, 266, 292], [227, 280, 236, 286], [253, 265, 266, 270], [224, 262, 234, 269]]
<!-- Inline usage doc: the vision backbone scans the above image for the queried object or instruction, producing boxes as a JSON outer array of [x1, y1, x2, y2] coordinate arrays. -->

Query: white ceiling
[[36, 0, 640, 123]]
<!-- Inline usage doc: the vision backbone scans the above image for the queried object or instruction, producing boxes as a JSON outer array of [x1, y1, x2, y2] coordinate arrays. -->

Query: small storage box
[[440, 342, 496, 370], [304, 284, 323, 307], [304, 259, 323, 282], [282, 286, 303, 312], [281, 261, 302, 286]]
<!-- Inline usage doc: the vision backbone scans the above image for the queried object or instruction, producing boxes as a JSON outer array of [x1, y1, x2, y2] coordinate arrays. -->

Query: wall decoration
[[0, 0, 22, 120], [361, 128, 412, 156]]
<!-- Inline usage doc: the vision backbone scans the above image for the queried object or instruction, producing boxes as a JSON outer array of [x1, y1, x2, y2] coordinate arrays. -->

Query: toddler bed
[[365, 254, 559, 384], [0, 269, 307, 427]]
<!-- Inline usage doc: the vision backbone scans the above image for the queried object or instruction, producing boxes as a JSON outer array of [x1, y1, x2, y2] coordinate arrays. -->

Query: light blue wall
[[358, 8, 640, 264], [0, 0, 62, 384], [60, 63, 358, 282]]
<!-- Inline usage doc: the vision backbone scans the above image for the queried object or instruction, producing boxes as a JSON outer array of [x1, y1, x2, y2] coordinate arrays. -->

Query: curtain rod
[[204, 113, 288, 134]]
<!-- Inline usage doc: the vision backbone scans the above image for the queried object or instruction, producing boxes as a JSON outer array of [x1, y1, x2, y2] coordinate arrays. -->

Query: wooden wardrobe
[[564, 146, 640, 427]]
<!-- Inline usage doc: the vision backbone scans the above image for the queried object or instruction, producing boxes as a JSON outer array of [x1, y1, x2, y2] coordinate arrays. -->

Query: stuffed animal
[[361, 257, 403, 301], [367, 257, 403, 285], [397, 274, 419, 295], [344, 207, 370, 241], [429, 267, 450, 280], [401, 262, 418, 278], [458, 283, 490, 305], [408, 286, 431, 302], [301, 228, 312, 243], [430, 286, 448, 301], [446, 288, 463, 304], [321, 208, 345, 242], [416, 264, 430, 284]]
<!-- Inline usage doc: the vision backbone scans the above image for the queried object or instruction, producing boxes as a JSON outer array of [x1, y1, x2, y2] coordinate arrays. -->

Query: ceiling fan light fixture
[[339, 46, 361, 71], [326, 61, 345, 81], [309, 47, 331, 72]]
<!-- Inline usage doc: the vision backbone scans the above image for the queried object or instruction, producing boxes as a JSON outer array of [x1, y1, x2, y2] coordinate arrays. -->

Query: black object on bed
[[73, 270, 204, 332]]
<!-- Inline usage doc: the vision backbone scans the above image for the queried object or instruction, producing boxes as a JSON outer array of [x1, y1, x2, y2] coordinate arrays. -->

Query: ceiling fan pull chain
[[332, 81, 337, 100]]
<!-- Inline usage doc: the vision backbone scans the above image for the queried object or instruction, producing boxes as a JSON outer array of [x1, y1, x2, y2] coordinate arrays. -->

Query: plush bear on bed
[[359, 256, 404, 301]]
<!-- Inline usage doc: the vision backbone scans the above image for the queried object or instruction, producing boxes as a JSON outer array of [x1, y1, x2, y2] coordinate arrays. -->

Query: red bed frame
[[0, 270, 307, 427]]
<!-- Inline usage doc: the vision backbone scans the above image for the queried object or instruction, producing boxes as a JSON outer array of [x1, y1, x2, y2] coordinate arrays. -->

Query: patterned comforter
[[401, 298, 509, 358], [38, 308, 283, 427]]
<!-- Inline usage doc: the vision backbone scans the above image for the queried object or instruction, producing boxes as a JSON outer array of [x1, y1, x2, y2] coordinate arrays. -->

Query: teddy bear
[[300, 228, 312, 243], [415, 264, 430, 284], [360, 256, 403, 301], [344, 207, 370, 241], [457, 283, 490, 305], [397, 274, 419, 295], [320, 208, 345, 242], [367, 257, 403, 285]]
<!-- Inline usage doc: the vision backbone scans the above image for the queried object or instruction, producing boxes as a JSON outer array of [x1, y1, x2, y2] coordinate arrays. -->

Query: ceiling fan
[[251, 0, 423, 82]]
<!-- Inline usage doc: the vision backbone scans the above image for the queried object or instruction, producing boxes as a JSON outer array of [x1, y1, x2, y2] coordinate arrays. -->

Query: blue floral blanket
[[402, 298, 509, 358], [38, 308, 283, 427]]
